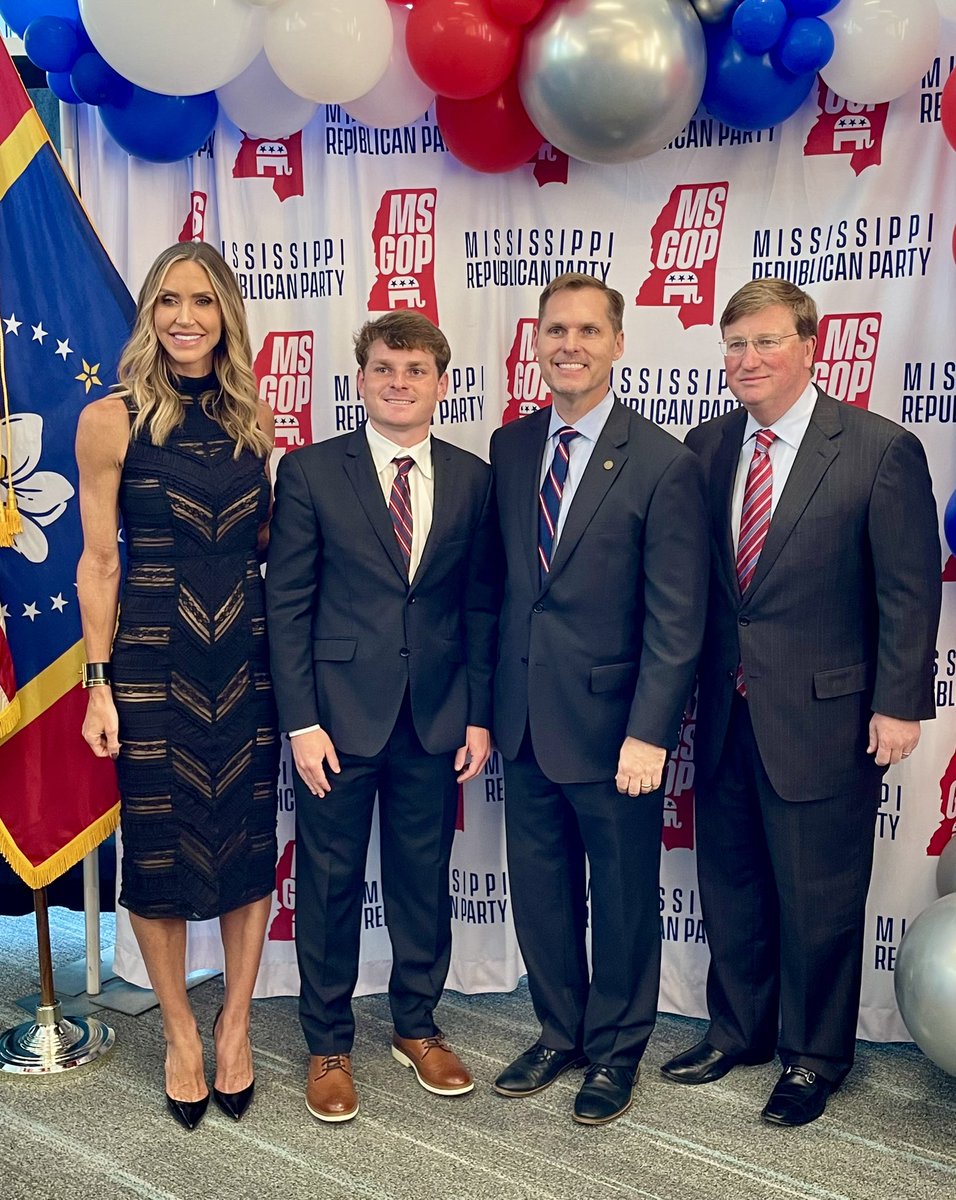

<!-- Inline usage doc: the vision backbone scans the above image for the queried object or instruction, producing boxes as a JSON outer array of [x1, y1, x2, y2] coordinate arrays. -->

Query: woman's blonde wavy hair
[[116, 242, 270, 458]]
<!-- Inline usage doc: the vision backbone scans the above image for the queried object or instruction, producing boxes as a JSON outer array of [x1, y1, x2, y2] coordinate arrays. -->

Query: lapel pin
[[603, 459, 614, 470]]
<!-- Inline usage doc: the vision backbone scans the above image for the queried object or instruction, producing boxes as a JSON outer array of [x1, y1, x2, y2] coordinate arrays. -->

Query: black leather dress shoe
[[572, 1064, 637, 1125], [493, 1044, 587, 1096], [660, 1039, 772, 1085], [762, 1066, 832, 1126]]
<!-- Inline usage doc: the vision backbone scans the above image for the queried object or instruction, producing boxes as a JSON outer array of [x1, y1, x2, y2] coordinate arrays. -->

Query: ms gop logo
[[804, 82, 889, 175], [254, 331, 315, 451], [502, 318, 551, 424], [815, 313, 881, 408], [367, 189, 439, 324], [636, 183, 727, 328]]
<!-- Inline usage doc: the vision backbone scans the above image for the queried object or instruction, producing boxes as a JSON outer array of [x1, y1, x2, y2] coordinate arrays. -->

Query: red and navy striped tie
[[735, 428, 775, 694], [538, 426, 580, 582], [389, 456, 415, 575]]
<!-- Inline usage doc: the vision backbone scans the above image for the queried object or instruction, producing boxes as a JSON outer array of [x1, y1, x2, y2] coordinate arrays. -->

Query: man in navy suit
[[490, 273, 708, 1125], [661, 279, 940, 1125], [266, 312, 498, 1123]]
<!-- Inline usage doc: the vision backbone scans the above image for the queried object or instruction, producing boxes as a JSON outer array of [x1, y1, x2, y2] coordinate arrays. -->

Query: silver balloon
[[894, 895, 956, 1077], [937, 835, 956, 898], [518, 0, 707, 164], [690, 0, 738, 23]]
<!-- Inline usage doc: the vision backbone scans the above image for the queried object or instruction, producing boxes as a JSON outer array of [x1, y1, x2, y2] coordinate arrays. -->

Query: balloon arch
[[3, 0, 954, 173]]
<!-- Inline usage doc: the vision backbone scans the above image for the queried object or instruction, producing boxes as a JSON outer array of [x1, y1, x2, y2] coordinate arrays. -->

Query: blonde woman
[[76, 243, 278, 1129]]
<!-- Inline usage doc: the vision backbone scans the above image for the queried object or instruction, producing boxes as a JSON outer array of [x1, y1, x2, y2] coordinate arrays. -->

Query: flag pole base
[[0, 1001, 115, 1075]]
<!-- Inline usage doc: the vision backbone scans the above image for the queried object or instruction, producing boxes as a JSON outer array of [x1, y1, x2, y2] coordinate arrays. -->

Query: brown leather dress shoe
[[306, 1053, 359, 1123], [391, 1033, 474, 1095]]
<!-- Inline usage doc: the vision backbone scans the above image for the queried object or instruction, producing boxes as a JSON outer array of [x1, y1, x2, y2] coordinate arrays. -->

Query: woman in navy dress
[[77, 243, 279, 1129]]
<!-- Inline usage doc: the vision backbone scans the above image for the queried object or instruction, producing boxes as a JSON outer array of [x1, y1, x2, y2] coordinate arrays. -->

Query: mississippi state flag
[[0, 43, 134, 887]]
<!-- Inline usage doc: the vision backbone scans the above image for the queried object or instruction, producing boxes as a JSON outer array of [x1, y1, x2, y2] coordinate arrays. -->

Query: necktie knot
[[754, 428, 776, 454], [393, 455, 414, 478], [557, 426, 579, 449]]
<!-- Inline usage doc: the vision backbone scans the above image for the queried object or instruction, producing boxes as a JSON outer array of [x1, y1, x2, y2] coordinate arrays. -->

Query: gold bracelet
[[82, 662, 111, 689]]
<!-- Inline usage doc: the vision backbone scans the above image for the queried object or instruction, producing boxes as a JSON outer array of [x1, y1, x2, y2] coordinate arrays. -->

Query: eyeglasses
[[719, 333, 801, 357]]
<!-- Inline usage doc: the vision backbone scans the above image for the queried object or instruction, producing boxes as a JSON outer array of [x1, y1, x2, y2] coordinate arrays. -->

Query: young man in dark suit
[[661, 278, 941, 1125], [266, 312, 498, 1123], [490, 273, 709, 1125]]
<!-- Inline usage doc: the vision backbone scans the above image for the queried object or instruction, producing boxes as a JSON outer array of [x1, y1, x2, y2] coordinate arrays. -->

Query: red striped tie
[[389, 456, 415, 574], [735, 428, 775, 695]]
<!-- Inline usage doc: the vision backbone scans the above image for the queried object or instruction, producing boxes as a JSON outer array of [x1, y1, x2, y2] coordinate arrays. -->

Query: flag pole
[[58, 93, 105, 1001], [0, 887, 114, 1073]]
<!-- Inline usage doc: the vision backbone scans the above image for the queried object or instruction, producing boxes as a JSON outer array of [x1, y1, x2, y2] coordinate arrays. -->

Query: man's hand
[[455, 726, 491, 783], [867, 713, 920, 767], [616, 736, 667, 796], [290, 727, 341, 797]]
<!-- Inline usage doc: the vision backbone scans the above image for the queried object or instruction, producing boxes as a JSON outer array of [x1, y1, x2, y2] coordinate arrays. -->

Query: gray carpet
[[1, 909, 954, 1200]]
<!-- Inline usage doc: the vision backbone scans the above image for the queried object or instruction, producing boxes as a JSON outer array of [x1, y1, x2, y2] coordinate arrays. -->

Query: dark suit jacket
[[265, 426, 498, 758], [685, 387, 940, 802], [490, 399, 709, 784]]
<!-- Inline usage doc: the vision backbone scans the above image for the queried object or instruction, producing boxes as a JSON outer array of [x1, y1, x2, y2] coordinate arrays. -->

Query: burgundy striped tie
[[735, 428, 775, 695], [389, 456, 415, 574]]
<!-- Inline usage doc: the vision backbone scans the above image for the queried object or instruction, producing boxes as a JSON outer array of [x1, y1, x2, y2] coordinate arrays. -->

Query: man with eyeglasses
[[661, 278, 940, 1126]]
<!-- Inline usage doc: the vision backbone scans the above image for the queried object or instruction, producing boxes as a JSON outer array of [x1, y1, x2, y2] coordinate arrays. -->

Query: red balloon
[[942, 68, 956, 155], [407, 0, 522, 101], [437, 72, 543, 172], [488, 0, 546, 22], [952, 222, 956, 267]]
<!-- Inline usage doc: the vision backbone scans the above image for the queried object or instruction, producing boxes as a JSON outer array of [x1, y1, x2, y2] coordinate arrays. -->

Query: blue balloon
[[778, 17, 834, 75], [0, 0, 78, 38], [24, 15, 80, 72], [46, 68, 80, 103], [70, 51, 131, 108], [703, 22, 816, 130], [100, 86, 218, 164], [785, 0, 839, 15], [732, 0, 788, 55], [944, 490, 956, 558]]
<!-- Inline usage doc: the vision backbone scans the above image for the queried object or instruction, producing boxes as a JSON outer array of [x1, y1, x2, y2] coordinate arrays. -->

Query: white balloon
[[938, 0, 956, 20], [79, 0, 266, 96], [821, 0, 940, 104], [264, 0, 393, 105], [344, 4, 434, 129], [217, 51, 317, 138], [246, 0, 282, 6]]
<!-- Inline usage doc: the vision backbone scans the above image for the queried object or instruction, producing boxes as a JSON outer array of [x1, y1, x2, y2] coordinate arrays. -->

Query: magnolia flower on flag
[[1, 412, 74, 564]]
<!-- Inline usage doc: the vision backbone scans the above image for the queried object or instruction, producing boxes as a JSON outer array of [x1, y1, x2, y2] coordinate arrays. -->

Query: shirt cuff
[[289, 724, 323, 737]]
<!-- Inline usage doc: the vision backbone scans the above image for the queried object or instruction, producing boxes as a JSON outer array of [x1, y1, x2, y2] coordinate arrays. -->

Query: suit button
[[521, 657, 528, 665], [532, 603, 544, 613], [408, 597, 417, 604], [399, 647, 410, 657], [726, 669, 736, 679], [738, 616, 750, 626]]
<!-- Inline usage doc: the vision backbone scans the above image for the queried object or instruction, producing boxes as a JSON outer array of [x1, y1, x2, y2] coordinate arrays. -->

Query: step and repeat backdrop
[[75, 31, 956, 1040]]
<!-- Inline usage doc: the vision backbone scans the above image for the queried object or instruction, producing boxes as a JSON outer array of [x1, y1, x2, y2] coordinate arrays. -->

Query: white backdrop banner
[[86, 33, 956, 1040]]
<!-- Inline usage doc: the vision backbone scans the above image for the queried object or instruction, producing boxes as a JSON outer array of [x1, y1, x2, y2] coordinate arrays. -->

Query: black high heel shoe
[[212, 1006, 255, 1120], [165, 1091, 209, 1130]]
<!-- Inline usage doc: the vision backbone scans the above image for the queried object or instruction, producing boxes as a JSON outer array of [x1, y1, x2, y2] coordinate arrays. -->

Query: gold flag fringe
[[0, 692, 19, 737], [0, 802, 119, 890], [0, 276, 20, 549]]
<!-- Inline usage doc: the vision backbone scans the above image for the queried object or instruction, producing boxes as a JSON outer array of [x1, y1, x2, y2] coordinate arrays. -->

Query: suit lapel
[[506, 408, 551, 595], [712, 409, 748, 601], [343, 426, 409, 582], [544, 400, 629, 589], [745, 389, 842, 599], [413, 438, 452, 584]]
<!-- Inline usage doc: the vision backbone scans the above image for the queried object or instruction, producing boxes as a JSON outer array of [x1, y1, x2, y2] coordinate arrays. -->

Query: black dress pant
[[293, 692, 458, 1055], [503, 727, 664, 1070], [695, 694, 882, 1084]]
